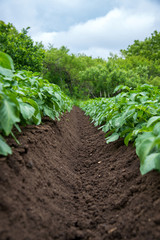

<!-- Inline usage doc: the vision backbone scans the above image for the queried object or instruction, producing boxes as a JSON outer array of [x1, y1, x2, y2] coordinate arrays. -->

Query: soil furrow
[[0, 107, 160, 240]]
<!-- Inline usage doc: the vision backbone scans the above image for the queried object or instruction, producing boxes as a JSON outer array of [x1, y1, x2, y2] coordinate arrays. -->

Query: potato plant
[[0, 52, 73, 156], [80, 84, 160, 175]]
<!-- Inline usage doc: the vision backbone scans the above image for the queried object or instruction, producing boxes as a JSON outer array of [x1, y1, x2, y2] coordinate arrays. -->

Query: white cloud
[[78, 47, 120, 59], [0, 0, 39, 32], [32, 3, 160, 58], [1, 0, 160, 59], [0, 0, 114, 33]]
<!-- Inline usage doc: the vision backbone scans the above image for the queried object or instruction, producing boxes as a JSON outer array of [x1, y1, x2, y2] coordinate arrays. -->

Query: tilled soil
[[0, 107, 160, 240]]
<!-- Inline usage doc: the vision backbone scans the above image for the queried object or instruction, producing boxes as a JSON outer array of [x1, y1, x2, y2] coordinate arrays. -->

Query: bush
[[0, 21, 45, 72]]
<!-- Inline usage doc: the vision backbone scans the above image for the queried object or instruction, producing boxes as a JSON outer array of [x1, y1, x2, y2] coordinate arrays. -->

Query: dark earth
[[0, 107, 160, 240]]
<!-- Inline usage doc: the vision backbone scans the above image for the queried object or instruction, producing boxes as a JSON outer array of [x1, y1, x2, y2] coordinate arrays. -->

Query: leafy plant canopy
[[79, 84, 160, 175], [0, 51, 73, 156]]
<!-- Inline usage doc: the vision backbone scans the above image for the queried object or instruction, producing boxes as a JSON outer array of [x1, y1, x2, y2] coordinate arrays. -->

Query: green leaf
[[19, 102, 35, 120], [153, 122, 160, 136], [54, 92, 62, 101], [147, 116, 160, 128], [21, 99, 41, 125], [22, 97, 40, 116], [0, 51, 14, 70], [101, 123, 110, 133], [0, 66, 13, 77], [113, 116, 125, 128], [0, 98, 20, 135], [136, 137, 155, 163], [32, 112, 41, 125], [0, 135, 12, 156], [114, 85, 130, 93], [106, 132, 119, 143], [140, 153, 160, 175], [124, 132, 133, 146], [43, 106, 55, 120], [105, 130, 114, 138]]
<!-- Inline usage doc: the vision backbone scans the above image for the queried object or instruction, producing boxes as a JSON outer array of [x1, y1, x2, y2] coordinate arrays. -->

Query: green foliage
[[78, 60, 148, 98], [0, 51, 14, 70], [0, 135, 12, 156], [42, 30, 160, 99], [80, 84, 160, 175], [0, 98, 20, 135], [0, 50, 14, 77], [0, 52, 73, 156], [43, 46, 151, 99], [43, 45, 106, 98], [120, 31, 160, 80], [0, 21, 45, 72], [149, 76, 160, 87], [121, 31, 160, 61], [43, 46, 72, 94], [135, 123, 160, 175]]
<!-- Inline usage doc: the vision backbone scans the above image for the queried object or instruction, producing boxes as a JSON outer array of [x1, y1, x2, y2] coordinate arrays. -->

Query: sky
[[1, 0, 160, 59]]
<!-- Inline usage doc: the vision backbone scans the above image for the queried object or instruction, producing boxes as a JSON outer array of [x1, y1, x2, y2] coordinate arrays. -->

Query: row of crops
[[1, 51, 160, 175], [0, 52, 73, 156], [80, 85, 160, 175]]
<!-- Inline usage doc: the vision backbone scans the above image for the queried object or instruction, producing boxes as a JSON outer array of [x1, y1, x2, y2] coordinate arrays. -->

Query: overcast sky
[[1, 0, 160, 59]]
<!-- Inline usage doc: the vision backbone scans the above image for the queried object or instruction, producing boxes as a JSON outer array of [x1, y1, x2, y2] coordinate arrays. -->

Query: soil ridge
[[0, 106, 160, 240]]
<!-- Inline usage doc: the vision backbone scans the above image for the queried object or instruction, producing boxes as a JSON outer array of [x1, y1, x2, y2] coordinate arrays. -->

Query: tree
[[121, 30, 160, 61], [0, 21, 45, 72]]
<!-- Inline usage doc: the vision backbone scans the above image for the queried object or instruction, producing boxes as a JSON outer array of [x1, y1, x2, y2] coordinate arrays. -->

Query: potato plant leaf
[[44, 106, 55, 120], [80, 84, 160, 175], [136, 136, 155, 163], [0, 51, 14, 71], [140, 153, 160, 175], [19, 102, 35, 120], [0, 66, 13, 77], [147, 116, 160, 128], [0, 135, 12, 156], [106, 132, 119, 143], [0, 98, 20, 135]]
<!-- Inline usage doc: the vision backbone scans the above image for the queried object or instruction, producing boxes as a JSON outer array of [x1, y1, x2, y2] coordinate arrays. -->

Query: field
[[0, 28, 160, 239], [0, 107, 160, 240]]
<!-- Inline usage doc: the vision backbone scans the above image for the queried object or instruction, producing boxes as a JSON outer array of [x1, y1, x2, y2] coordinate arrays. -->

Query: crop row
[[0, 52, 73, 156], [80, 85, 160, 175]]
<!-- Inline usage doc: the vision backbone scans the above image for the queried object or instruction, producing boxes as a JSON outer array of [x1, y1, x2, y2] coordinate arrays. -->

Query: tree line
[[1, 20, 160, 99]]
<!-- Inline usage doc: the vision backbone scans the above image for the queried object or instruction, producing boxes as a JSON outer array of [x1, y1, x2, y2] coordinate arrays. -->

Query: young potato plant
[[0, 51, 73, 156], [80, 84, 160, 175]]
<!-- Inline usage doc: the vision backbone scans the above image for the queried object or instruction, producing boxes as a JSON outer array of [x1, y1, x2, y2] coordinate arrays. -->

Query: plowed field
[[0, 107, 160, 240]]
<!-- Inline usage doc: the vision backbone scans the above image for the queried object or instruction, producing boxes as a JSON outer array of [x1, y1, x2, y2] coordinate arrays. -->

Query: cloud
[[79, 47, 120, 59], [32, 1, 160, 58], [0, 0, 114, 32], [1, 0, 160, 58], [0, 0, 39, 32]]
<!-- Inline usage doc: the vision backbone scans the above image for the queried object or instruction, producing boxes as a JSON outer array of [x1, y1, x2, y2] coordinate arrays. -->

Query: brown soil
[[0, 106, 160, 240]]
